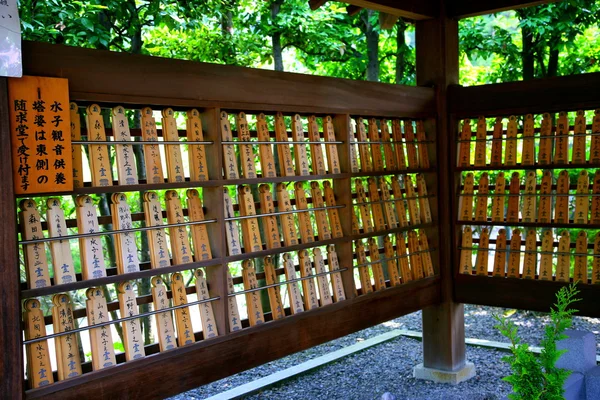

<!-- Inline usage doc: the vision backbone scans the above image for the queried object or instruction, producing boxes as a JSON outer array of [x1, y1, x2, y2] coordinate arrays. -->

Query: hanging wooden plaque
[[368, 238, 386, 291], [554, 111, 569, 164], [313, 248, 333, 306], [310, 181, 332, 240], [522, 114, 535, 165], [414, 174, 432, 224], [458, 172, 474, 222], [404, 175, 421, 225], [117, 281, 146, 361], [263, 256, 285, 320], [186, 109, 208, 182], [490, 117, 503, 166], [356, 118, 372, 172], [384, 236, 401, 286], [195, 268, 229, 340], [492, 229, 507, 277], [404, 120, 418, 168], [538, 171, 553, 223], [591, 110, 600, 163], [416, 120, 430, 168], [392, 176, 408, 227], [355, 179, 373, 233], [592, 171, 600, 224], [224, 189, 242, 256], [165, 190, 193, 264], [143, 191, 171, 268], [392, 119, 407, 170], [111, 106, 138, 185], [70, 102, 84, 188], [237, 112, 257, 179], [308, 115, 327, 175], [220, 111, 239, 179], [475, 228, 489, 276], [379, 178, 398, 229], [458, 119, 472, 167], [355, 240, 372, 294], [554, 170, 569, 224], [171, 272, 196, 345], [459, 226, 473, 275], [9, 76, 73, 194], [294, 182, 316, 244], [23, 298, 54, 388], [349, 117, 360, 173], [474, 116, 487, 166], [291, 114, 310, 176], [46, 198, 76, 285], [522, 171, 537, 223], [418, 230, 435, 277], [323, 116, 341, 174], [491, 172, 506, 222], [258, 184, 282, 249], [351, 211, 360, 235], [506, 172, 520, 223], [538, 113, 553, 165], [242, 260, 265, 326], [140, 107, 165, 184], [326, 245, 346, 301], [367, 177, 386, 231], [507, 229, 521, 278], [187, 189, 212, 261], [407, 231, 423, 279], [323, 181, 343, 238], [574, 170, 589, 224], [539, 230, 554, 281], [367, 118, 385, 171], [474, 173, 489, 222], [522, 230, 537, 279], [111, 192, 140, 275], [256, 113, 277, 178], [504, 115, 518, 166], [282, 253, 305, 314], [572, 110, 586, 164], [396, 233, 412, 282], [86, 104, 113, 187], [276, 183, 299, 246], [574, 231, 588, 282], [52, 293, 82, 380], [593, 234, 600, 284], [299, 249, 320, 309], [226, 271, 243, 331], [86, 287, 116, 371], [75, 195, 107, 280], [381, 119, 397, 171], [275, 112, 295, 176], [151, 276, 178, 351], [237, 185, 263, 253], [556, 231, 571, 282]]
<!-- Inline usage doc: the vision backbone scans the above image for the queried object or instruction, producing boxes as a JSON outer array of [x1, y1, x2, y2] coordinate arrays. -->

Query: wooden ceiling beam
[[309, 0, 328, 11], [379, 12, 400, 29], [343, 0, 437, 20], [447, 0, 561, 19], [346, 4, 363, 16]]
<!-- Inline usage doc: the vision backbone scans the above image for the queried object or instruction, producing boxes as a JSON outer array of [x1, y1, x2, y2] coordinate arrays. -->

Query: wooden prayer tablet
[[117, 281, 146, 361], [236, 112, 258, 179], [85, 104, 113, 187], [379, 178, 398, 229], [458, 119, 472, 167], [383, 236, 401, 286], [475, 228, 489, 276], [368, 238, 386, 291], [256, 113, 277, 178], [404, 175, 421, 225], [539, 230, 554, 281], [237, 185, 263, 253], [538, 171, 553, 223], [326, 245, 346, 301], [223, 189, 242, 256], [554, 111, 569, 164], [404, 121, 419, 169], [391, 176, 408, 227], [572, 110, 587, 164], [506, 172, 520, 223], [381, 119, 397, 172], [556, 231, 571, 282], [592, 171, 600, 225], [275, 183, 299, 246], [396, 233, 413, 283], [367, 118, 385, 172], [111, 193, 140, 275], [474, 173, 489, 222], [23, 299, 54, 388], [416, 174, 432, 224], [355, 118, 373, 172], [554, 170, 570, 224], [263, 256, 285, 320], [522, 114, 535, 165], [274, 112, 295, 176], [522, 230, 537, 279], [323, 116, 341, 174], [291, 114, 310, 176], [474, 116, 487, 166], [351, 211, 360, 235], [70, 102, 84, 188], [367, 177, 386, 231], [418, 230, 435, 277], [459, 226, 473, 275], [45, 198, 76, 285], [86, 287, 116, 370], [407, 231, 424, 279], [258, 184, 282, 249], [491, 118, 503, 166], [458, 173, 474, 222], [310, 181, 332, 240], [294, 182, 316, 244], [355, 179, 374, 233], [242, 260, 265, 326], [349, 118, 360, 173], [299, 249, 320, 309], [491, 172, 506, 222], [186, 189, 212, 261], [186, 109, 208, 182], [52, 293, 82, 380], [492, 229, 507, 277], [307, 116, 327, 175], [220, 111, 240, 179], [226, 271, 243, 331], [171, 272, 196, 345], [504, 115, 518, 166], [538, 113, 554, 165], [591, 110, 600, 163], [313, 249, 333, 306], [323, 181, 344, 238], [574, 231, 588, 282], [165, 190, 193, 264], [194, 269, 219, 338], [143, 191, 171, 268], [507, 229, 522, 278], [522, 171, 537, 223], [75, 195, 107, 280], [392, 119, 407, 170], [151, 276, 178, 351], [574, 171, 589, 224], [111, 106, 139, 185], [416, 120, 430, 169], [593, 234, 600, 284], [282, 253, 305, 314], [355, 240, 372, 294], [141, 107, 166, 184]]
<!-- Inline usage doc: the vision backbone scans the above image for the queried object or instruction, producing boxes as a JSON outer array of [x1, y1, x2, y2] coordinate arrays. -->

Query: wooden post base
[[413, 361, 476, 385]]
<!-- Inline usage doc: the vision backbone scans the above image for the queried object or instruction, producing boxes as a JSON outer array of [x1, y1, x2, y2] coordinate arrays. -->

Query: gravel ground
[[171, 305, 599, 400]]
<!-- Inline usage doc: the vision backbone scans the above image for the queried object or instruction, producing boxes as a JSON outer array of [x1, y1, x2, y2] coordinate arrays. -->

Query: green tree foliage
[[494, 283, 581, 399]]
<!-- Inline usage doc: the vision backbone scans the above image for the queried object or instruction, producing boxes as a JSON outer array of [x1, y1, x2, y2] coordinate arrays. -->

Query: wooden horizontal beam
[[454, 275, 600, 317], [379, 12, 400, 29], [309, 0, 328, 10], [25, 276, 441, 400], [447, 0, 561, 19], [347, 4, 363, 16], [344, 0, 436, 20], [22, 41, 435, 118], [448, 72, 600, 117]]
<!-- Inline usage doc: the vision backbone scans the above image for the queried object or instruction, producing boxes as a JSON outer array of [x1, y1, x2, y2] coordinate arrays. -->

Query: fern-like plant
[[493, 282, 581, 400]]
